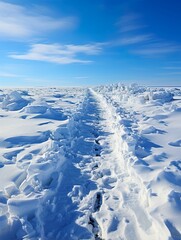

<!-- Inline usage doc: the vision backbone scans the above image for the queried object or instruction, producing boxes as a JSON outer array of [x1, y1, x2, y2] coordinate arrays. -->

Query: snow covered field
[[0, 84, 181, 240]]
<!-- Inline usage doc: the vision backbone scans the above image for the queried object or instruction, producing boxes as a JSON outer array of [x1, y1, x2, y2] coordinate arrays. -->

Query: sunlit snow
[[0, 84, 180, 240]]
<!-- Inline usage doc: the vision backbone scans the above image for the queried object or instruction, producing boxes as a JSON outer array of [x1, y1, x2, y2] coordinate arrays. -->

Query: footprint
[[102, 177, 117, 189], [108, 216, 119, 233], [88, 215, 102, 240], [95, 150, 101, 157], [102, 169, 111, 176], [95, 139, 100, 145], [89, 192, 103, 240], [93, 192, 102, 212], [92, 163, 99, 170], [92, 171, 103, 180]]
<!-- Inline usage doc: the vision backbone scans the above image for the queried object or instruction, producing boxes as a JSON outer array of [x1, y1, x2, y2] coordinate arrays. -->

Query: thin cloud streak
[[113, 34, 152, 46], [116, 14, 145, 33], [0, 72, 24, 78], [162, 72, 181, 75], [74, 76, 89, 80], [0, 1, 76, 40], [163, 66, 181, 70], [9, 43, 103, 64], [132, 43, 180, 57], [114, 13, 180, 58]]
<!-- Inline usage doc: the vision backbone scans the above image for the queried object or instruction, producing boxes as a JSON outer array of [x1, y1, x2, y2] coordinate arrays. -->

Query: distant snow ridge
[[96, 83, 174, 105]]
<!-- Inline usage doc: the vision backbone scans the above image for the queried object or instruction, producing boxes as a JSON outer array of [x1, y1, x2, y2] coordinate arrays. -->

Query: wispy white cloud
[[165, 72, 181, 75], [116, 14, 145, 33], [158, 71, 181, 76], [0, 72, 24, 78], [163, 66, 181, 70], [114, 13, 180, 58], [9, 43, 102, 64], [0, 1, 76, 40], [113, 34, 152, 46], [74, 76, 89, 79], [169, 61, 181, 65], [132, 43, 180, 57]]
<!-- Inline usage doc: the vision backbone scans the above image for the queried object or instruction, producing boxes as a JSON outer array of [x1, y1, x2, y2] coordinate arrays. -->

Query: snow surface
[[0, 85, 181, 240]]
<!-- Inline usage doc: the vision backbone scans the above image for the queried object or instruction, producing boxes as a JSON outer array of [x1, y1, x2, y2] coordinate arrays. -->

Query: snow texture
[[0, 85, 180, 240]]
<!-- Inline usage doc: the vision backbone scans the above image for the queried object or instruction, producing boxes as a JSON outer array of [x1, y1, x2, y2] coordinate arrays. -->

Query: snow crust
[[0, 85, 180, 240]]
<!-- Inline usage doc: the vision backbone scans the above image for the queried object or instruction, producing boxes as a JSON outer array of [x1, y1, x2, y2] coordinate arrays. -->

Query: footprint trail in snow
[[42, 89, 165, 239]]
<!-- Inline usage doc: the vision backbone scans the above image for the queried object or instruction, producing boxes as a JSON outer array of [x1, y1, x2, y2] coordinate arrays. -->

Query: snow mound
[[24, 100, 67, 120], [1, 91, 29, 111], [150, 90, 174, 103]]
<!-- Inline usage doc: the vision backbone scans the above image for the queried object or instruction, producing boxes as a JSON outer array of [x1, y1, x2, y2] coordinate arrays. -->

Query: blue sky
[[0, 0, 181, 87]]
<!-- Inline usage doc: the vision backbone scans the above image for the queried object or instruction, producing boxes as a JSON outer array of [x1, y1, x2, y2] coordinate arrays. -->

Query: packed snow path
[[42, 89, 165, 240]]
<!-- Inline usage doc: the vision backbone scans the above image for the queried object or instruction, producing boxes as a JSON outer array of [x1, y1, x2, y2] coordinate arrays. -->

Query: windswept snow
[[0, 85, 181, 240]]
